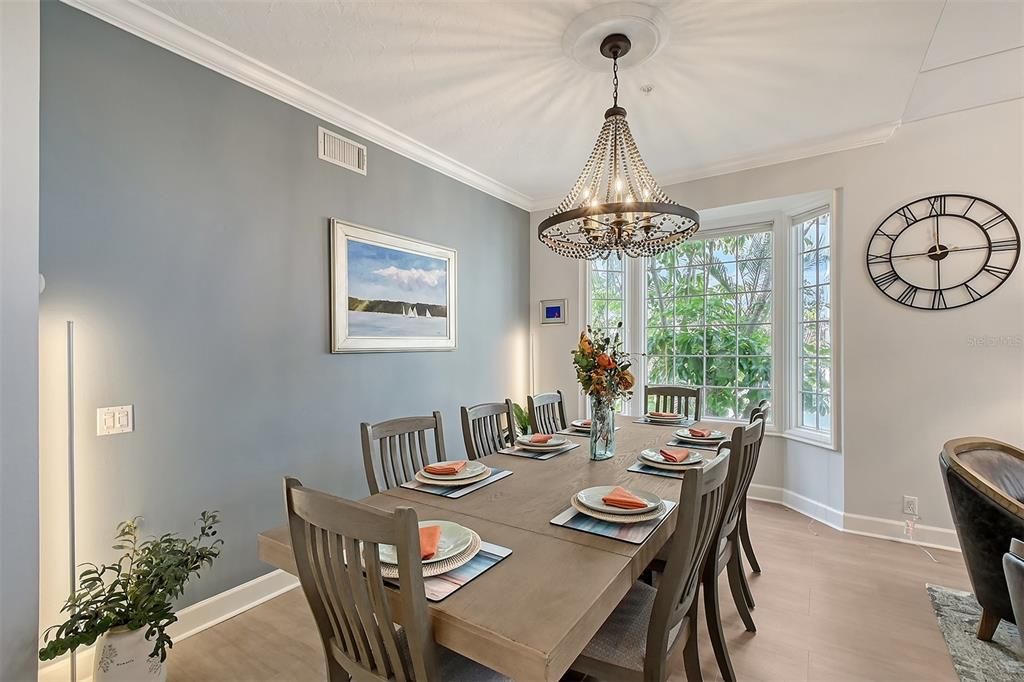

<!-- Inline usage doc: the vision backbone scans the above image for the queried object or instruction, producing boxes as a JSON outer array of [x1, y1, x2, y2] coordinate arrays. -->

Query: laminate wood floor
[[167, 501, 970, 682]]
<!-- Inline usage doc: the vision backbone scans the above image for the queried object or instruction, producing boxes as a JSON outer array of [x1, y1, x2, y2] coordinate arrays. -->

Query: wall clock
[[866, 194, 1019, 310]]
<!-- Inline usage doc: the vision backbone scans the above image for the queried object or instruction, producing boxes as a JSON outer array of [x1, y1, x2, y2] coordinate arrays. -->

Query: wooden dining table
[[257, 417, 734, 681]]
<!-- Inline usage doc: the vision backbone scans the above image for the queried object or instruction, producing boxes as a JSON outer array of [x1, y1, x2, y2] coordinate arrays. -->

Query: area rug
[[926, 584, 1023, 681]]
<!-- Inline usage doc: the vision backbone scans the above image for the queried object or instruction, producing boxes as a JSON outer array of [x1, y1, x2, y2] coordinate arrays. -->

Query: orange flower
[[579, 337, 594, 355], [618, 369, 635, 390], [596, 353, 615, 369]]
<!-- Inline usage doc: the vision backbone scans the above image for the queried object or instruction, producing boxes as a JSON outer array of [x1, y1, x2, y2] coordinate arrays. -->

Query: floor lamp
[[66, 320, 77, 682]]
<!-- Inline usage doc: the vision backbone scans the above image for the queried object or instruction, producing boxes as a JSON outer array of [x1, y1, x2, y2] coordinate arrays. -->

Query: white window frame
[[581, 190, 841, 450]]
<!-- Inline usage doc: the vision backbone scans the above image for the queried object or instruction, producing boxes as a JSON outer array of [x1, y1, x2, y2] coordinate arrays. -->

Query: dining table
[[257, 416, 735, 681]]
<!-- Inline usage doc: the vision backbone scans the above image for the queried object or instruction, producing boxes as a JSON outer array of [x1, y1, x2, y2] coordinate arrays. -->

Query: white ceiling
[[109, 1, 1022, 207]]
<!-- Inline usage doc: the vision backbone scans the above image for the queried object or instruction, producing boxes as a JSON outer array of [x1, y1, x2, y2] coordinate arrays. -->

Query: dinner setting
[[257, 324, 769, 681]]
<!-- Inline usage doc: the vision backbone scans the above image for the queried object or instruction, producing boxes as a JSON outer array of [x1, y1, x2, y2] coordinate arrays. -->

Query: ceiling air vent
[[318, 126, 367, 175]]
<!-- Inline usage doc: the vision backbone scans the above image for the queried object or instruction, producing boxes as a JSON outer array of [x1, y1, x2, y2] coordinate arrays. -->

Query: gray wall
[[1, 1, 40, 679], [39, 0, 529, 621]]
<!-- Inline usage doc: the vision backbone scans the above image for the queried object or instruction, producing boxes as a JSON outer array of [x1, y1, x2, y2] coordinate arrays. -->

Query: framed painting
[[540, 299, 567, 325], [330, 219, 457, 352]]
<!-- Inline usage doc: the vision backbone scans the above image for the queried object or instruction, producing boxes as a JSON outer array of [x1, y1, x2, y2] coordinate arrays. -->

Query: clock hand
[[890, 243, 990, 260]]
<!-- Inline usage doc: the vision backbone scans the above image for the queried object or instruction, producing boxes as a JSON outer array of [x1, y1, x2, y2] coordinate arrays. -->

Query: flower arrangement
[[572, 322, 635, 402]]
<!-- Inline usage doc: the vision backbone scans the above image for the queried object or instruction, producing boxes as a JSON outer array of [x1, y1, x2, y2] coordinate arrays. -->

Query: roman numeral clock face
[[867, 194, 1019, 310]]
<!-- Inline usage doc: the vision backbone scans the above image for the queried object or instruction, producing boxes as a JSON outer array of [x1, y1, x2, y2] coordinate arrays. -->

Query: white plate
[[419, 460, 488, 481], [674, 428, 726, 441], [640, 448, 704, 466], [516, 435, 568, 451], [378, 520, 474, 565], [575, 485, 661, 516], [570, 419, 592, 431], [646, 413, 684, 422]]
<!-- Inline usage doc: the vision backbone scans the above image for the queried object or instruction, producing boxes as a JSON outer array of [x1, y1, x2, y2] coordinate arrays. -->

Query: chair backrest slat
[[643, 385, 702, 420], [361, 412, 446, 494], [721, 419, 765, 537], [461, 400, 516, 459], [528, 391, 567, 434], [285, 478, 437, 681], [645, 447, 730, 680]]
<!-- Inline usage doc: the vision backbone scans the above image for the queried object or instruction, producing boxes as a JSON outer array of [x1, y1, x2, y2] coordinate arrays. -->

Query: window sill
[[776, 428, 838, 452]]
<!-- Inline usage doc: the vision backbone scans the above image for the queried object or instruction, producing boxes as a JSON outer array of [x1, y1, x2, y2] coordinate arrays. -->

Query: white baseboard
[[748, 483, 960, 552], [38, 569, 299, 682], [842, 512, 961, 552]]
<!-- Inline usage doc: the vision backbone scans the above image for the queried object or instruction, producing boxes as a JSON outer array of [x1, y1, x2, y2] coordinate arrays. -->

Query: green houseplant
[[39, 511, 222, 681], [511, 402, 531, 437]]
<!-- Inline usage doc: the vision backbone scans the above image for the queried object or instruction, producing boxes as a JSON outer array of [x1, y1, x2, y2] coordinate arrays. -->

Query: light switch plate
[[97, 405, 133, 436]]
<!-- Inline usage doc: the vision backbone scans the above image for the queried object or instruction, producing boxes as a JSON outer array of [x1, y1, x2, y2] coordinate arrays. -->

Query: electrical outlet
[[97, 405, 133, 436], [902, 495, 919, 516]]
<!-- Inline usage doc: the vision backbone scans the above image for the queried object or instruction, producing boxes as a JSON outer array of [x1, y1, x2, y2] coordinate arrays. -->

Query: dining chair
[[527, 390, 567, 434], [738, 401, 769, 575], [283, 478, 508, 681], [461, 400, 516, 460], [701, 419, 765, 682], [643, 385, 702, 420], [570, 448, 730, 682], [360, 412, 447, 495]]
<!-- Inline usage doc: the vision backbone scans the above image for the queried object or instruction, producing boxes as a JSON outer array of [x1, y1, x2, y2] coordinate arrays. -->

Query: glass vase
[[589, 395, 616, 461]]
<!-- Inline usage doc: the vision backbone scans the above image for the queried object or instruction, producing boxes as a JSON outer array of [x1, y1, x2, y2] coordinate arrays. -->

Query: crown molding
[[60, 0, 534, 211], [531, 120, 901, 212]]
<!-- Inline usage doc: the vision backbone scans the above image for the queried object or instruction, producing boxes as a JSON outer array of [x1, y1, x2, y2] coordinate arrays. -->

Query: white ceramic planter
[[93, 626, 166, 682]]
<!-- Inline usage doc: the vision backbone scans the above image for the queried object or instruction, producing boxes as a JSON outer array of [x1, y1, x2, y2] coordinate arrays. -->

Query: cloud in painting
[[372, 265, 447, 289], [348, 239, 448, 305]]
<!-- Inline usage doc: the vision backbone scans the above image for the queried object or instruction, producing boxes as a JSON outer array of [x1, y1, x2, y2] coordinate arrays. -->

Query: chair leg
[[703, 561, 737, 682], [977, 608, 1000, 641], [737, 554, 755, 609], [727, 552, 757, 632], [739, 500, 761, 573], [682, 600, 703, 682]]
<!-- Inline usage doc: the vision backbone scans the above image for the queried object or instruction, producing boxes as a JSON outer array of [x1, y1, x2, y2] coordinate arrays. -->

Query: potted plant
[[511, 402, 531, 437], [39, 511, 223, 681], [572, 322, 634, 460]]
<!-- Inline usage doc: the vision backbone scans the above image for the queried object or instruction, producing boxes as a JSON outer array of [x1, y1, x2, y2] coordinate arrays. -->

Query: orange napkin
[[601, 486, 649, 510], [650, 411, 679, 418], [419, 525, 442, 560], [688, 427, 712, 438], [530, 434, 553, 444], [423, 460, 467, 476], [659, 447, 691, 463], [580, 419, 592, 426]]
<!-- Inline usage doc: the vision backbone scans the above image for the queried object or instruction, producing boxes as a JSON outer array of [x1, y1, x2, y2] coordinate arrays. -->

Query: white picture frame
[[540, 298, 568, 325], [330, 218, 457, 352]]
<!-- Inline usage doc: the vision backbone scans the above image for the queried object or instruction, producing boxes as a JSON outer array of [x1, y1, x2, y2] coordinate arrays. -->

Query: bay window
[[585, 196, 838, 448]]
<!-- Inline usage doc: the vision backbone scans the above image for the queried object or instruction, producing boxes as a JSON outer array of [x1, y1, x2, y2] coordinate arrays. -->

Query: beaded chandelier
[[538, 34, 699, 260]]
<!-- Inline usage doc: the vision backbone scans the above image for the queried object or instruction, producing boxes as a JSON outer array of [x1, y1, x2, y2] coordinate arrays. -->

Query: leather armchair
[[1004, 538, 1024, 648], [941, 437, 1024, 640]]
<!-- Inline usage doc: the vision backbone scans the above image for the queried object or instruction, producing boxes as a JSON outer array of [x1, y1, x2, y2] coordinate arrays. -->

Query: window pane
[[592, 270, 607, 299], [706, 357, 737, 387], [606, 299, 623, 327], [705, 294, 737, 325], [706, 325, 737, 356], [645, 226, 772, 423], [802, 251, 817, 287], [607, 271, 624, 297], [676, 328, 705, 356], [675, 356, 704, 386], [706, 388, 737, 419], [801, 358, 817, 392], [817, 284, 830, 321], [738, 388, 771, 419], [793, 211, 832, 434], [739, 356, 771, 388], [801, 392, 818, 429]]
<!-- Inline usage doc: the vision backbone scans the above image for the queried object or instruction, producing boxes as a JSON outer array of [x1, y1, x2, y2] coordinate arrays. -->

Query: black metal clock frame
[[865, 193, 1020, 310]]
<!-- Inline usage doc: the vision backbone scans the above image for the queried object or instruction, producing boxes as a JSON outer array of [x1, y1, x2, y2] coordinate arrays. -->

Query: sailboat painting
[[331, 219, 457, 352]]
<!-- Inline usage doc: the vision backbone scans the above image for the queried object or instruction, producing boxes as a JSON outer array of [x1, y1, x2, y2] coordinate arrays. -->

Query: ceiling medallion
[[539, 33, 699, 260]]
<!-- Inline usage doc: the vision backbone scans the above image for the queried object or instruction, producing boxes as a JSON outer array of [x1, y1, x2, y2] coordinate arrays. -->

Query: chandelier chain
[[612, 55, 619, 108]]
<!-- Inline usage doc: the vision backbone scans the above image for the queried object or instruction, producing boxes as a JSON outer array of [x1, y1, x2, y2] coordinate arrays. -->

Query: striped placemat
[[633, 417, 697, 427], [550, 500, 677, 544], [399, 468, 512, 498], [627, 460, 692, 479], [555, 426, 621, 436], [385, 541, 512, 602], [496, 442, 580, 460]]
